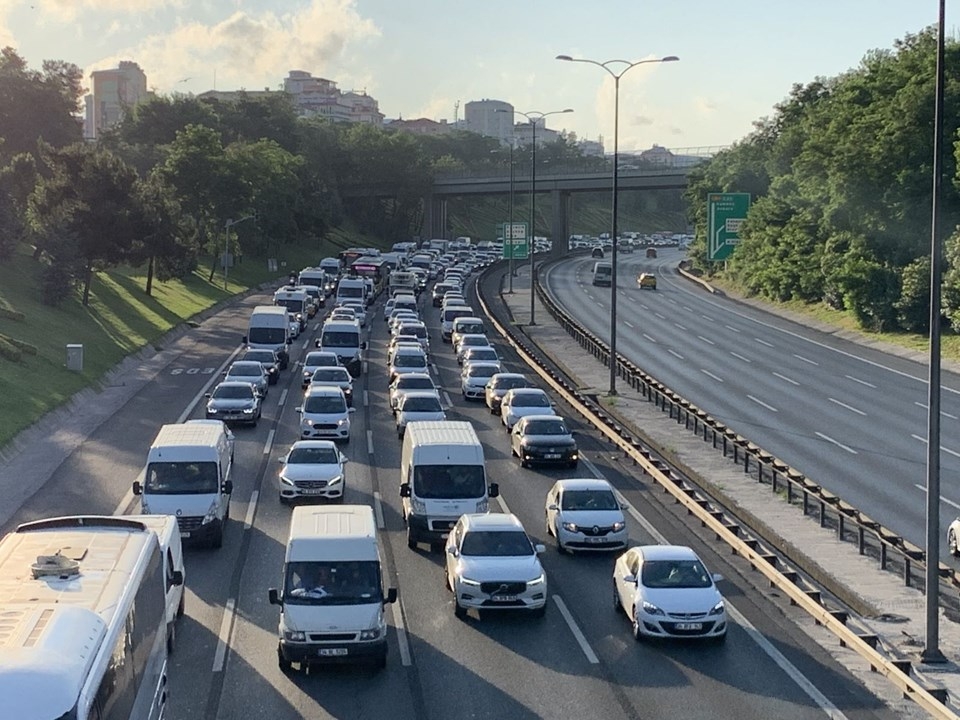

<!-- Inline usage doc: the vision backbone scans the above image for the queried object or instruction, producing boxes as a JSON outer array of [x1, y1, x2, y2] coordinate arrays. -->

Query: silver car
[[277, 440, 348, 504], [224, 360, 269, 397], [205, 381, 262, 427], [396, 391, 446, 438]]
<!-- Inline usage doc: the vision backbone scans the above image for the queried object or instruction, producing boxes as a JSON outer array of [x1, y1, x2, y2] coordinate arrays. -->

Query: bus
[[350, 256, 388, 295], [0, 515, 178, 720]]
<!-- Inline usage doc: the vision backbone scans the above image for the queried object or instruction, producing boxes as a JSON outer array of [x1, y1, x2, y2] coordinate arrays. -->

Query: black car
[[240, 348, 281, 385], [510, 415, 578, 469], [591, 247, 604, 258]]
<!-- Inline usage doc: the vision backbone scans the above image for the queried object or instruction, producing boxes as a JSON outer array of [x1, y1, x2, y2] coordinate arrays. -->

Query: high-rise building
[[282, 71, 383, 124], [84, 61, 148, 140], [463, 99, 514, 143]]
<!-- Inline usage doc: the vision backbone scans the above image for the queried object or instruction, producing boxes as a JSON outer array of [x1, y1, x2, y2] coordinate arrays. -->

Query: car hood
[[642, 585, 723, 614], [281, 462, 343, 481], [520, 433, 575, 447], [558, 509, 623, 527], [457, 555, 543, 582]]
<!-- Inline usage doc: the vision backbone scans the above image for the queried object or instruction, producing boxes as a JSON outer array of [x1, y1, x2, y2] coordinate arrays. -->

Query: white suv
[[296, 385, 354, 443]]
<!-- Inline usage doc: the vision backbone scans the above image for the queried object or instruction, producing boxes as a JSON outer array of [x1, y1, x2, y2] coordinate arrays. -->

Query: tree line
[[684, 27, 960, 334]]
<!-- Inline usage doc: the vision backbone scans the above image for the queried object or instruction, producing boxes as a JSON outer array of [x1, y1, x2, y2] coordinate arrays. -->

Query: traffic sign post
[[499, 222, 529, 260], [707, 193, 750, 261]]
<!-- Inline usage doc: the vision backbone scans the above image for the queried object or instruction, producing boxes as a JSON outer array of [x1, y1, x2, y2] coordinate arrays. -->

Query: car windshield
[[395, 354, 426, 368], [284, 561, 382, 605], [561, 489, 619, 511], [457, 322, 484, 334], [287, 446, 339, 464], [413, 464, 485, 499], [494, 376, 527, 390], [312, 369, 350, 383], [524, 419, 568, 435], [466, 349, 497, 361], [244, 352, 273, 363], [304, 353, 336, 367], [229, 365, 260, 376], [513, 393, 550, 407], [213, 385, 254, 400], [460, 530, 533, 557], [468, 366, 497, 378], [304, 396, 346, 413], [641, 559, 713, 589], [248, 327, 285, 344], [145, 461, 219, 494], [397, 377, 434, 390], [400, 325, 427, 338], [402, 396, 442, 412], [321, 331, 359, 347], [461, 336, 486, 347]]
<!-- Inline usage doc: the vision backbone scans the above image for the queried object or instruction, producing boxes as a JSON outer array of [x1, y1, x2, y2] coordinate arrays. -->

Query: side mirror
[[547, 503, 558, 511], [204, 393, 212, 399], [399, 482, 411, 498], [623, 574, 637, 585], [241, 335, 248, 344], [295, 406, 303, 413], [488, 482, 500, 498], [712, 573, 724, 584], [446, 546, 459, 557], [384, 587, 398, 605], [222, 480, 234, 495], [268, 588, 281, 606], [348, 406, 356, 413], [171, 570, 184, 587], [362, 341, 368, 350], [339, 454, 349, 464], [132, 481, 142, 496], [315, 339, 322, 348], [534, 544, 546, 554]]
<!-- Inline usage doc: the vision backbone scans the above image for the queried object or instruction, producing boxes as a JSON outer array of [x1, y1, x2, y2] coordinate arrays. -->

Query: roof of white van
[[152, 422, 224, 449], [287, 506, 378, 561], [403, 420, 480, 446]]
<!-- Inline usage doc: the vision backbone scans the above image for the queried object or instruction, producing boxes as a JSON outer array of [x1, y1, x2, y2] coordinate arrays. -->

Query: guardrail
[[475, 261, 957, 717]]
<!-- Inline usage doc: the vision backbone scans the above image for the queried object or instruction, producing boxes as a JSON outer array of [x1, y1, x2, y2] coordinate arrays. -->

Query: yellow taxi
[[637, 272, 657, 290]]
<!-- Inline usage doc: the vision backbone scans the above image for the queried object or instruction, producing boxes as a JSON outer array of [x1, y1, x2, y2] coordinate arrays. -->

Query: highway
[[544, 250, 960, 561], [1, 271, 904, 719]]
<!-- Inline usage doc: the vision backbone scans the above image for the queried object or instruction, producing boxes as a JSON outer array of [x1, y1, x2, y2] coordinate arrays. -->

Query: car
[[444, 513, 547, 619], [591, 247, 604, 258], [432, 282, 458, 307], [646, 247, 658, 258], [454, 334, 490, 362], [545, 479, 628, 553], [948, 517, 960, 556], [460, 346, 499, 367], [638, 272, 657, 290], [460, 361, 502, 401], [484, 373, 532, 414], [296, 385, 354, 443], [612, 545, 727, 643], [395, 391, 446, 438], [301, 351, 341, 389], [288, 313, 302, 339], [510, 415, 578, 469], [450, 317, 485, 349], [329, 307, 357, 323], [500, 388, 556, 431], [340, 300, 367, 326], [308, 366, 354, 406], [396, 321, 430, 352], [384, 297, 399, 320], [240, 348, 281, 385], [388, 345, 428, 382], [389, 310, 420, 334], [277, 440, 348, 504], [204, 381, 262, 427], [388, 372, 438, 413], [223, 360, 269, 398], [387, 340, 424, 367]]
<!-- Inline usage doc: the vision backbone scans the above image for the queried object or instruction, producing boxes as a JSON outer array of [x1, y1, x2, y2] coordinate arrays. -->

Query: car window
[[402, 396, 442, 412], [213, 385, 254, 399], [641, 559, 712, 589], [287, 446, 339, 464], [459, 530, 533, 557], [560, 489, 618, 511], [514, 393, 549, 407], [524, 419, 567, 435], [304, 396, 347, 413]]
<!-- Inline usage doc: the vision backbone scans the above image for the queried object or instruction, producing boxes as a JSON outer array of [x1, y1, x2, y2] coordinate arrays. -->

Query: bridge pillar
[[550, 189, 571, 260], [421, 194, 449, 240]]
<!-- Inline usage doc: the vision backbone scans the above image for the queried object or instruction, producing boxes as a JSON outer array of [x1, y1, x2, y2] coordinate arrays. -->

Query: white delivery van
[[316, 318, 366, 377], [296, 269, 328, 307], [336, 277, 368, 307], [441, 305, 475, 343], [268, 505, 398, 672], [133, 422, 234, 548], [388, 270, 418, 297], [274, 287, 310, 327], [244, 305, 291, 369], [319, 257, 342, 279], [400, 421, 499, 550], [134, 514, 187, 652]]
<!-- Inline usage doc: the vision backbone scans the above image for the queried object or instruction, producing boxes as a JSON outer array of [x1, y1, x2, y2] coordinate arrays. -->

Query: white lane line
[[701, 314, 715, 322], [362, 360, 368, 375], [674, 323, 687, 331], [366, 430, 375, 455], [373, 491, 385, 529], [278, 388, 288, 407], [682, 305, 693, 312], [700, 369, 723, 383], [553, 596, 599, 664], [497, 494, 512, 515], [624, 321, 635, 329], [582, 456, 851, 720], [212, 598, 236, 672], [845, 375, 876, 388], [815, 432, 857, 454], [910, 434, 960, 460], [725, 324, 741, 333], [754, 337, 774, 347], [392, 601, 413, 667], [654, 312, 666, 320], [793, 354, 819, 366], [667, 349, 685, 360], [243, 490, 259, 530], [772, 371, 800, 386], [729, 351, 751, 363], [915, 401, 959, 420], [913, 483, 960, 511], [827, 397, 866, 416], [301, 339, 309, 351], [263, 429, 275, 456], [442, 390, 453, 406], [697, 335, 715, 345], [642, 333, 657, 343], [747, 395, 778, 412], [313, 322, 321, 331]]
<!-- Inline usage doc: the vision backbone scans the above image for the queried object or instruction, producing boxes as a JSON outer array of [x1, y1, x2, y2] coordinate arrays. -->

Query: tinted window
[[398, 377, 434, 390], [145, 462, 219, 494], [395, 354, 426, 368], [641, 559, 712, 589], [304, 396, 347, 413], [560, 489, 618, 511], [248, 327, 285, 344], [321, 331, 360, 348], [513, 393, 550, 407], [402, 396, 442, 412], [284, 561, 382, 605], [312, 369, 350, 383], [413, 464, 485, 499], [287, 446, 339, 464], [460, 530, 533, 557], [213, 385, 254, 400], [524, 419, 567, 435]]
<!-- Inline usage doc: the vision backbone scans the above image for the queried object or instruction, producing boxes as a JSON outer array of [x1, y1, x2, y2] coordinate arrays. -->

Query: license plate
[[491, 595, 517, 602], [318, 648, 348, 657], [299, 488, 327, 495], [180, 532, 191, 538], [674, 622, 702, 631], [584, 536, 605, 543], [544, 453, 561, 459]]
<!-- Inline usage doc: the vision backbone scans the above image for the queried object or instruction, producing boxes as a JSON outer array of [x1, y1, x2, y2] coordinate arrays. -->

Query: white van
[[274, 287, 310, 327], [400, 421, 499, 550], [336, 277, 368, 307], [134, 515, 186, 652], [441, 305, 476, 342], [133, 422, 234, 548], [244, 305, 291, 369], [316, 318, 366, 377], [268, 505, 398, 672]]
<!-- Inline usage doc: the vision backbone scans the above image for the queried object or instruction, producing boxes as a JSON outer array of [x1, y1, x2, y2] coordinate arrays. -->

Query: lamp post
[[557, 53, 678, 393], [497, 107, 573, 324], [493, 139, 519, 293], [223, 214, 255, 290]]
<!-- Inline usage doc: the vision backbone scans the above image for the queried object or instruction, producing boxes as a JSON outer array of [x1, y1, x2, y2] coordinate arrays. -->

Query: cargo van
[[388, 271, 418, 297], [592, 261, 612, 287], [316, 318, 366, 377], [133, 422, 234, 548], [274, 287, 310, 326], [441, 305, 476, 342], [336, 277, 368, 307], [135, 514, 186, 652], [244, 305, 290, 369], [400, 421, 499, 550], [319, 257, 342, 278], [268, 505, 398, 672]]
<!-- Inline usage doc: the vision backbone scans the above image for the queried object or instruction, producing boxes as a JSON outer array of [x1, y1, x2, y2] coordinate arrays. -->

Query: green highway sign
[[499, 222, 529, 259], [707, 192, 750, 261]]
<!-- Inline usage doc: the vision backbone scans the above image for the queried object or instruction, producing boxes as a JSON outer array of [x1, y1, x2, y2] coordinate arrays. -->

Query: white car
[[396, 391, 446, 438], [277, 440, 348, 504], [301, 351, 341, 389], [445, 513, 547, 619], [388, 346, 428, 382], [288, 313, 302, 339], [460, 361, 501, 401], [500, 388, 555, 431], [612, 545, 727, 643], [948, 518, 960, 555], [296, 385, 354, 443], [454, 334, 489, 361], [485, 373, 531, 414], [460, 346, 499, 367], [308, 366, 354, 407], [389, 372, 438, 413], [340, 300, 367, 326], [545, 479, 627, 553]]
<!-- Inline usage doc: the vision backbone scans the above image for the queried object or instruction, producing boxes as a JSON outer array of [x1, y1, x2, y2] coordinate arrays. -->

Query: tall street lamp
[[494, 138, 519, 293], [223, 214, 255, 290], [498, 107, 573, 324], [557, 53, 678, 393]]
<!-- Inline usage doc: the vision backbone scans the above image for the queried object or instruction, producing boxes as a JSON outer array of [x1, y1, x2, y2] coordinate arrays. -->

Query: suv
[[296, 385, 354, 443]]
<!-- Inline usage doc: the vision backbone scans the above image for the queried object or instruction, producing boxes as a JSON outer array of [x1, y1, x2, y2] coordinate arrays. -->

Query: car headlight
[[242, 407, 254, 414], [411, 498, 426, 514], [202, 499, 220, 524], [459, 576, 481, 587], [612, 521, 626, 532], [279, 474, 294, 486], [561, 521, 578, 532], [359, 627, 382, 641], [207, 406, 217, 414], [709, 600, 725, 616], [527, 573, 546, 587], [304, 419, 315, 427], [327, 475, 343, 486], [303, 371, 312, 380], [337, 417, 350, 426], [283, 630, 306, 642], [641, 600, 665, 616]]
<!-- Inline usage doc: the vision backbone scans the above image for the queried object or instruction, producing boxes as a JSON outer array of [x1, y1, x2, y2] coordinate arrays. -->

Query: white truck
[[244, 305, 290, 369], [399, 421, 499, 550]]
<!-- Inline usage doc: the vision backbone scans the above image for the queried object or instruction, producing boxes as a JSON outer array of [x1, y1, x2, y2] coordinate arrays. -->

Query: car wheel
[[211, 525, 223, 550], [278, 645, 293, 675], [631, 609, 644, 642], [177, 592, 186, 619], [612, 581, 622, 613], [555, 525, 566, 554], [166, 623, 176, 654], [406, 527, 417, 550], [453, 594, 467, 619], [279, 495, 290, 506], [950, 530, 959, 557], [711, 632, 727, 646], [519, 456, 528, 469]]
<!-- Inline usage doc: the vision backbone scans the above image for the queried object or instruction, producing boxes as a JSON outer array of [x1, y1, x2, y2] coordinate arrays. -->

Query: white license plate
[[584, 536, 605, 543], [299, 488, 327, 495], [491, 595, 517, 602], [674, 622, 702, 631], [180, 532, 191, 538], [318, 648, 348, 657], [544, 453, 561, 459]]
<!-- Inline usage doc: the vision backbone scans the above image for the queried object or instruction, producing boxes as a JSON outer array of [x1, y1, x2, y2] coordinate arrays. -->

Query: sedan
[[223, 360, 269, 398], [301, 351, 341, 389], [460, 361, 502, 401], [613, 545, 727, 643], [460, 346, 499, 367], [308, 366, 354, 406], [389, 346, 428, 382], [510, 415, 578, 469], [240, 348, 281, 385], [205, 381, 262, 427], [455, 334, 491, 363], [389, 372, 439, 413], [277, 440, 347, 504], [500, 388, 556, 431], [340, 300, 367, 326], [545, 479, 627, 553], [396, 391, 446, 438]]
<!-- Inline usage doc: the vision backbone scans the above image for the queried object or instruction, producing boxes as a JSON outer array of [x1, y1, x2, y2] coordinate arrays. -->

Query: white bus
[[0, 515, 178, 720]]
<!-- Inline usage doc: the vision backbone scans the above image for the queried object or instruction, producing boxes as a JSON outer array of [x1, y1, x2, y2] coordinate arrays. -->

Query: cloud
[[36, 0, 180, 23], [0, 3, 14, 47], [694, 97, 718, 114], [630, 115, 654, 127], [409, 96, 456, 123]]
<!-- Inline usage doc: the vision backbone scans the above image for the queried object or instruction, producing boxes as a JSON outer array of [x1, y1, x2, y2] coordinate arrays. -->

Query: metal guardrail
[[474, 261, 957, 717]]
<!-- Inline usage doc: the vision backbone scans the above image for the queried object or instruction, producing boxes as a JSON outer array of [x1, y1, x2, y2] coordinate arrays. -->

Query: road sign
[[707, 193, 750, 261], [499, 222, 529, 260]]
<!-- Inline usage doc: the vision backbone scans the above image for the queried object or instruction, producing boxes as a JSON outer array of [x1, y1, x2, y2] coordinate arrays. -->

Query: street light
[[557, 53, 678, 393], [223, 214, 255, 290], [497, 107, 573, 324], [492, 139, 519, 293]]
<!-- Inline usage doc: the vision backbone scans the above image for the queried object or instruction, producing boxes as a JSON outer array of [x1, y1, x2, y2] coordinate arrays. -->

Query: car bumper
[[455, 585, 547, 612], [556, 527, 628, 551], [407, 514, 458, 543], [279, 638, 387, 665], [280, 482, 344, 502], [174, 516, 223, 543], [301, 426, 351, 441], [207, 410, 257, 424], [637, 613, 727, 639], [518, 447, 578, 465], [462, 384, 486, 399]]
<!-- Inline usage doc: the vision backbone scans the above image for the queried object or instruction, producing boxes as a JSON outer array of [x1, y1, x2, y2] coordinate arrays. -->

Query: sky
[[0, 0, 953, 153]]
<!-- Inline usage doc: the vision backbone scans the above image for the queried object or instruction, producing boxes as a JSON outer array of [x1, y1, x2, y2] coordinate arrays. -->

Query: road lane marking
[[667, 349, 684, 360], [772, 371, 800, 386], [725, 324, 741, 333], [624, 321, 635, 329], [278, 388, 288, 407], [828, 398, 866, 416], [754, 337, 774, 347], [654, 312, 665, 319], [747, 395, 778, 412], [697, 335, 715, 345], [845, 375, 876, 388], [367, 430, 375, 455], [642, 333, 657, 343], [815, 432, 857, 454], [373, 491, 385, 529], [682, 305, 693, 312], [497, 494, 512, 515], [553, 596, 599, 664], [212, 598, 236, 672], [701, 369, 723, 383], [363, 360, 368, 375], [674, 323, 687, 331], [442, 390, 453, 406], [243, 490, 259, 530], [915, 401, 958, 419], [910, 434, 960, 459], [392, 601, 412, 667], [701, 314, 715, 322], [263, 429, 275, 455], [364, 390, 369, 407], [729, 351, 751, 363], [913, 483, 960, 511], [793, 354, 819, 366]]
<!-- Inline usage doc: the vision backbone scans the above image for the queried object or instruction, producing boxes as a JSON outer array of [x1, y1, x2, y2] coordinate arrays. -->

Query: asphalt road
[[544, 249, 960, 560], [2, 273, 904, 719]]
